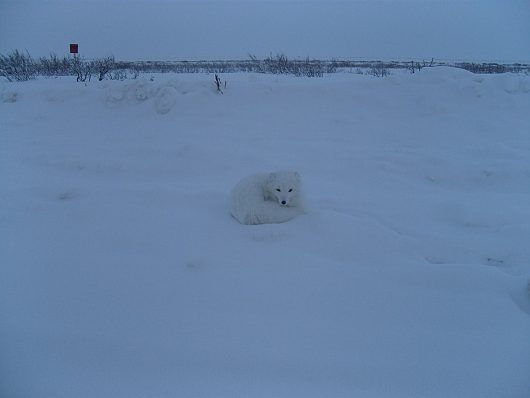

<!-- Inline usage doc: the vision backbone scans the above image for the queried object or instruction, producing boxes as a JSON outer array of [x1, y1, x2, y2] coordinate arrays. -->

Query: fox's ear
[[268, 172, 277, 183], [294, 172, 301, 182]]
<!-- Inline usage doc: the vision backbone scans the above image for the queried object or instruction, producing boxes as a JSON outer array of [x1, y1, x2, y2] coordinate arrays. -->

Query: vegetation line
[[1, 50, 529, 82]]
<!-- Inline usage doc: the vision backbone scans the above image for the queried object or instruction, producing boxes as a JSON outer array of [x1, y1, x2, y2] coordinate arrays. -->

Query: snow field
[[1, 68, 530, 397]]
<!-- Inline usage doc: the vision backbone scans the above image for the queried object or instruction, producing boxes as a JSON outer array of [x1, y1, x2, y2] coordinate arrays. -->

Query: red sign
[[69, 43, 78, 54]]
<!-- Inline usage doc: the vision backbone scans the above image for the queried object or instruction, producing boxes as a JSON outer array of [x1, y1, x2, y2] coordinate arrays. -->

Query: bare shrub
[[71, 56, 92, 82], [108, 69, 128, 81], [214, 74, 224, 94], [92, 56, 116, 81]]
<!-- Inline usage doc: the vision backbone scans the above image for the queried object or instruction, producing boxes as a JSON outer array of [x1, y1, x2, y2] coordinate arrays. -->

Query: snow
[[1, 68, 530, 398]]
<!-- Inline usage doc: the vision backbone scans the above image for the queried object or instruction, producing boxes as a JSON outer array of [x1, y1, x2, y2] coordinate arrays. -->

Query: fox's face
[[267, 172, 301, 206]]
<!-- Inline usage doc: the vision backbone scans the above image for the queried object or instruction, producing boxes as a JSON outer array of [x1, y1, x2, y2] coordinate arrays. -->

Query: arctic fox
[[230, 171, 305, 225]]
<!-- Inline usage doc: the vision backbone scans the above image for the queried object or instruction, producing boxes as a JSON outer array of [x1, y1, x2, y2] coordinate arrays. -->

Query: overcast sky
[[1, 0, 529, 62]]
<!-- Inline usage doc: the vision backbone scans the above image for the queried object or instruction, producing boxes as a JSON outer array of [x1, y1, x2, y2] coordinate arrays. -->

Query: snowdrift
[[1, 68, 530, 398]]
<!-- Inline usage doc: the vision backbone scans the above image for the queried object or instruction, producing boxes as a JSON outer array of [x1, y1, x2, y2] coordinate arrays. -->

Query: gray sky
[[1, 0, 529, 62]]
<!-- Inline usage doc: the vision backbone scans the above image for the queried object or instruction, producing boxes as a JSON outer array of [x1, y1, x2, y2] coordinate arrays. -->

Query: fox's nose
[[281, 200, 286, 205]]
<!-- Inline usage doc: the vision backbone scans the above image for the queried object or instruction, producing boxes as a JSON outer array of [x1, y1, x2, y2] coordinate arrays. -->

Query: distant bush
[[458, 62, 507, 74], [259, 54, 324, 77], [326, 59, 339, 74], [367, 62, 390, 77], [36, 53, 72, 76], [0, 50, 37, 82]]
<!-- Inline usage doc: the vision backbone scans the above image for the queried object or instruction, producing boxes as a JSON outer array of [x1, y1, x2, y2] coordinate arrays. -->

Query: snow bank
[[1, 69, 530, 398]]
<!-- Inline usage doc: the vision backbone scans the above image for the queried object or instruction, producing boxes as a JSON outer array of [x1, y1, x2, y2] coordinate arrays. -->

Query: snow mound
[[154, 85, 178, 114], [102, 78, 217, 114], [133, 80, 150, 101], [503, 76, 530, 94], [1, 89, 17, 103]]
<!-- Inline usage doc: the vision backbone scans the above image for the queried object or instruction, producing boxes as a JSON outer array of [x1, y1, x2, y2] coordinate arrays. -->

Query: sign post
[[69, 43, 78, 57]]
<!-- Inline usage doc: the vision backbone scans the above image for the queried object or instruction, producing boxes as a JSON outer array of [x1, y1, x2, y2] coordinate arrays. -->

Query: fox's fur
[[230, 171, 305, 225]]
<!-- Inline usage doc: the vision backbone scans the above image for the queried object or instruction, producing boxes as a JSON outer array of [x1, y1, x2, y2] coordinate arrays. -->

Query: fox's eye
[[288, 189, 293, 192], [276, 188, 281, 192]]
